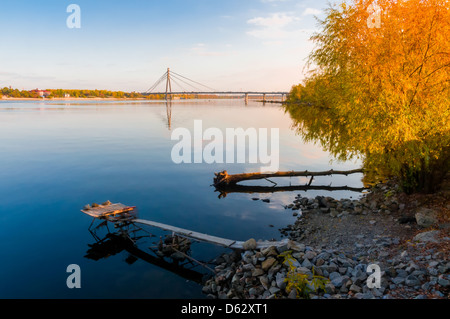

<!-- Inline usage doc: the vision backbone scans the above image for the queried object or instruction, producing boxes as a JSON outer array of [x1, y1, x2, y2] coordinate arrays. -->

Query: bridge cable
[[169, 77, 190, 93], [170, 73, 204, 92], [170, 71, 216, 92], [146, 71, 168, 93]]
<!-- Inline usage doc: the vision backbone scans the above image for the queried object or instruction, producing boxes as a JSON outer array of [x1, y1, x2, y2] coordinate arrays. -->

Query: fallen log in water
[[213, 168, 364, 187]]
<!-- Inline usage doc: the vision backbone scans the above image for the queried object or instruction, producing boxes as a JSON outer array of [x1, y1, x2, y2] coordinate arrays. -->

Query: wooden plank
[[81, 203, 135, 218], [133, 219, 288, 249]]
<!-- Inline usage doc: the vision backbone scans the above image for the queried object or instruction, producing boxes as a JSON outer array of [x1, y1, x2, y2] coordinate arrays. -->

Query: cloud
[[303, 8, 322, 16], [246, 13, 313, 43], [247, 13, 298, 28]]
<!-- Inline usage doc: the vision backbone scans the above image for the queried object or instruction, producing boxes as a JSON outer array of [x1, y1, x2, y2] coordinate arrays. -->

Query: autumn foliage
[[286, 0, 450, 193]]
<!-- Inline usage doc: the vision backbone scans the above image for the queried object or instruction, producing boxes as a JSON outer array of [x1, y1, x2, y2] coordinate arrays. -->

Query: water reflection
[[85, 215, 210, 284], [214, 183, 367, 199]]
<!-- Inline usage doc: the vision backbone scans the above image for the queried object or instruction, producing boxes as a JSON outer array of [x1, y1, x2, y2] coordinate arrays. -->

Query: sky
[[0, 0, 329, 92]]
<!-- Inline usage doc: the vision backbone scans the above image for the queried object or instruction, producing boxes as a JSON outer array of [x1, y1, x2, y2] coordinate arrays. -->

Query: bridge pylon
[[165, 68, 172, 100]]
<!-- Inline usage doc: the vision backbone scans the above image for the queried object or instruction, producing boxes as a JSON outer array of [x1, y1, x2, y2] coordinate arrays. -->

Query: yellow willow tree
[[287, 0, 450, 193]]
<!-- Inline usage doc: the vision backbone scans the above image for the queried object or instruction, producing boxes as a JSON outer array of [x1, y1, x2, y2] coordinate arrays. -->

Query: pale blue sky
[[0, 0, 328, 92]]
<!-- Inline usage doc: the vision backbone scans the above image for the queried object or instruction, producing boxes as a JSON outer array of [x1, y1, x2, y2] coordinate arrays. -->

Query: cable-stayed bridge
[[144, 68, 288, 103]]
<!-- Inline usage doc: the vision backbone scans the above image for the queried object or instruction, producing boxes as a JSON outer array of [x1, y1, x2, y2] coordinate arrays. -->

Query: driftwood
[[213, 169, 364, 188]]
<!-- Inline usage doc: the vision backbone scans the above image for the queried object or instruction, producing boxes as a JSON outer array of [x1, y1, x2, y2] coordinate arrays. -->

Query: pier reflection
[[84, 216, 209, 284]]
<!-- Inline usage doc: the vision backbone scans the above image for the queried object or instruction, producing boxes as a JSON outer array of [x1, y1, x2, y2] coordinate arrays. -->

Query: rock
[[275, 272, 287, 290], [269, 286, 280, 294], [391, 277, 405, 285], [438, 278, 449, 287], [350, 284, 362, 293], [287, 240, 305, 252], [413, 230, 440, 243], [252, 268, 264, 277], [260, 276, 270, 289], [330, 210, 339, 218], [317, 196, 329, 208], [304, 250, 316, 260], [316, 258, 325, 266], [262, 257, 277, 271], [405, 275, 421, 287], [243, 238, 257, 250], [288, 289, 297, 299], [248, 287, 258, 296], [331, 276, 346, 288], [324, 283, 336, 294], [302, 259, 313, 269], [415, 208, 438, 228], [202, 285, 211, 294], [317, 252, 331, 261], [329, 272, 341, 281], [261, 246, 278, 257]]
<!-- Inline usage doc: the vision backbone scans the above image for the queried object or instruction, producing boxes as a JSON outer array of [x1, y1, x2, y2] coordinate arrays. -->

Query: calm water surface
[[0, 99, 363, 298]]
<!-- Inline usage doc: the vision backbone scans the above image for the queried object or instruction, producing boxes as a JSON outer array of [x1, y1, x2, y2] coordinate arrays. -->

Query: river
[[0, 99, 364, 298]]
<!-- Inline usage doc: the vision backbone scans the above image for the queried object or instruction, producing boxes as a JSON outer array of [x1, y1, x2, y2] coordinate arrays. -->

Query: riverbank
[[0, 97, 148, 101], [202, 175, 450, 299]]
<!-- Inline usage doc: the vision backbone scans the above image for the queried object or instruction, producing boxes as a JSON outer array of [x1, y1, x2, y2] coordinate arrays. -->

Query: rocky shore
[[203, 178, 450, 299]]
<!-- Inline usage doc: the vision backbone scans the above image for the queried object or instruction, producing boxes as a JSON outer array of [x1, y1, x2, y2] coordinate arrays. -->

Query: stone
[[324, 283, 336, 294], [329, 272, 341, 281], [243, 238, 257, 250], [262, 257, 277, 271], [269, 286, 280, 294], [304, 250, 316, 260], [252, 268, 264, 277], [288, 289, 297, 299], [413, 230, 440, 243], [438, 278, 449, 287], [248, 287, 258, 296], [350, 284, 362, 293], [261, 246, 278, 257], [330, 210, 339, 218], [275, 272, 287, 290], [317, 252, 331, 261], [391, 277, 405, 285], [302, 259, 313, 269], [260, 276, 270, 290], [405, 275, 421, 287], [316, 258, 325, 267], [287, 240, 305, 252], [331, 276, 346, 288], [415, 208, 438, 228]]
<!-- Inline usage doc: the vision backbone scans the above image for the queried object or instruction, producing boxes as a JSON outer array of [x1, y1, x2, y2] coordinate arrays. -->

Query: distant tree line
[[1, 87, 228, 100], [1, 87, 170, 99]]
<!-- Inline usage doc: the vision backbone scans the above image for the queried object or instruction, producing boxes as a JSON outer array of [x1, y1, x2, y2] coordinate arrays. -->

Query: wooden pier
[[81, 203, 288, 250], [133, 219, 288, 250], [81, 203, 136, 218]]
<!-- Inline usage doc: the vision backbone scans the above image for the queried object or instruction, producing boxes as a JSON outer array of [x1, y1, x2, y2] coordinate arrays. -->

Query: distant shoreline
[[1, 97, 149, 101]]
